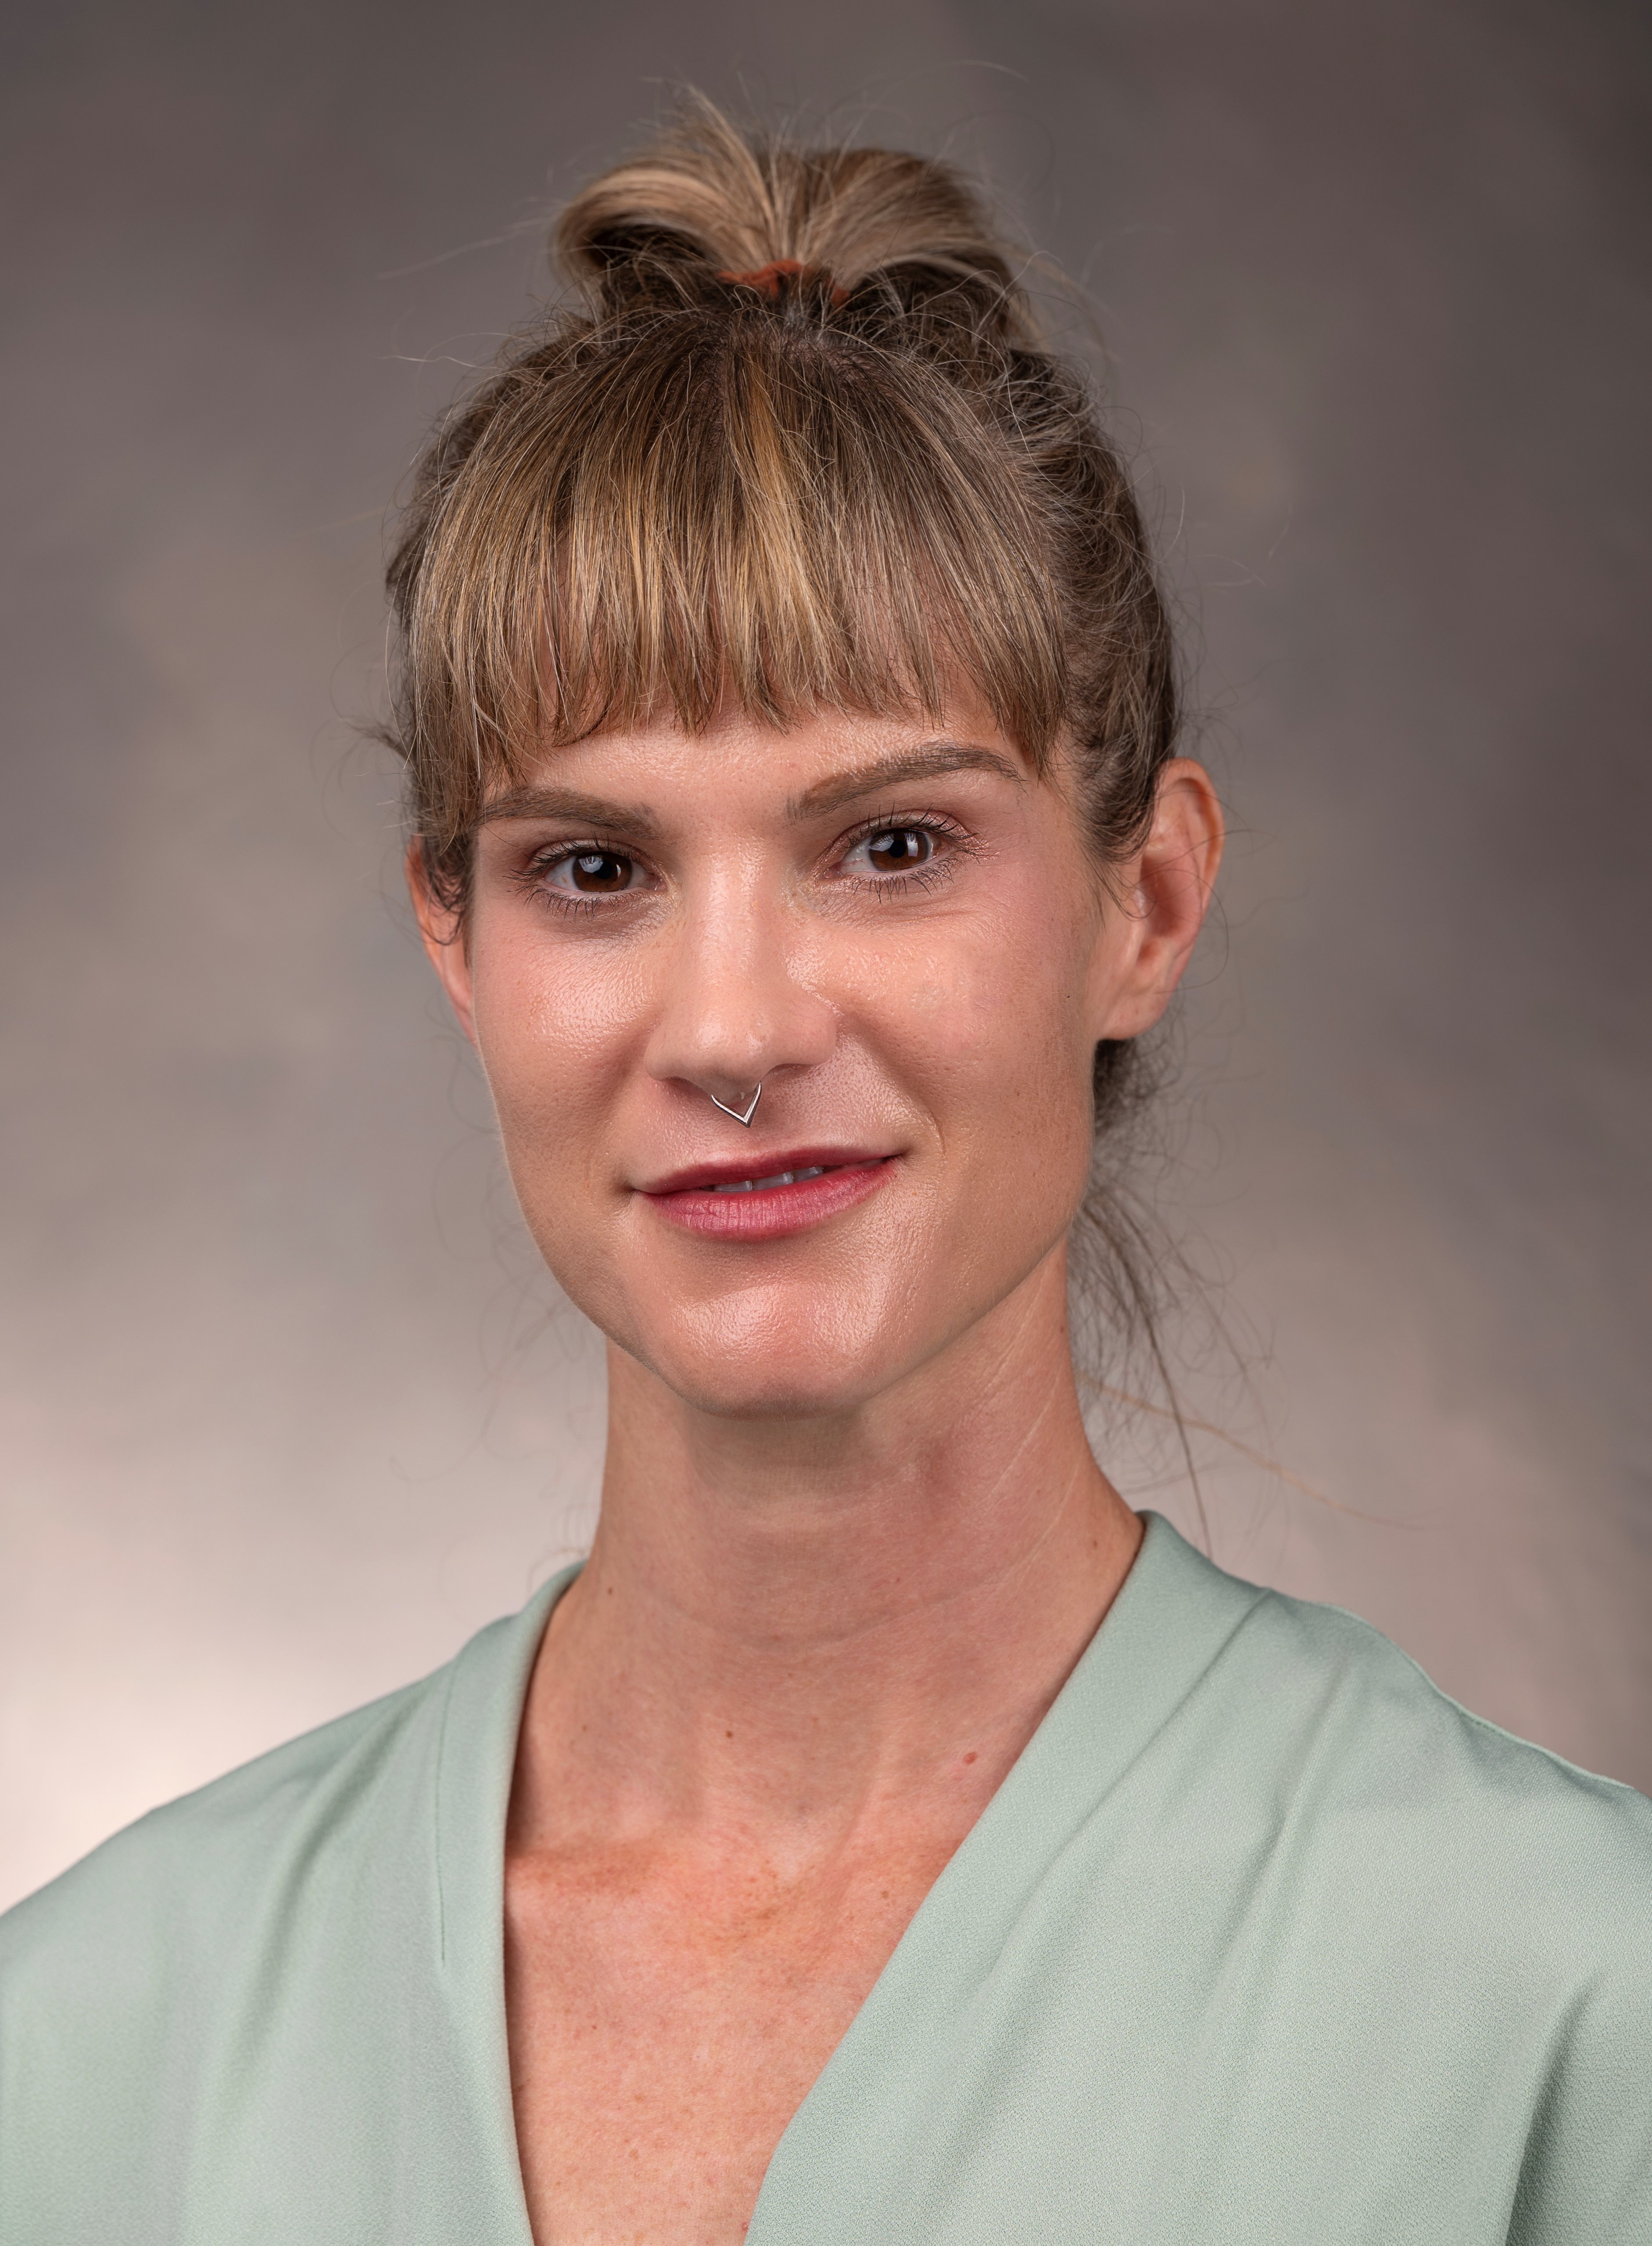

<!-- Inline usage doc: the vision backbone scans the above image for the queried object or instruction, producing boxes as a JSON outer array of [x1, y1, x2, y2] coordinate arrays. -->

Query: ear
[[405, 842, 478, 1047], [1089, 758, 1224, 1041]]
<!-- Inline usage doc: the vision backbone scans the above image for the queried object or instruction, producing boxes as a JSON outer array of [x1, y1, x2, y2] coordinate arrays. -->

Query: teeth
[[708, 1165, 828, 1195]]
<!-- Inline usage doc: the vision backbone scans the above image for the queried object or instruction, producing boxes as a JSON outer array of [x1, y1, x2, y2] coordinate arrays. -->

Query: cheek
[[870, 904, 1099, 1203], [467, 924, 637, 1159], [900, 909, 1092, 1090]]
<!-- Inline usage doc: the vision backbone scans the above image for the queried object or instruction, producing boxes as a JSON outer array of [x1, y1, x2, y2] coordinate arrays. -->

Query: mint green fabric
[[3, 1514, 1648, 2243]]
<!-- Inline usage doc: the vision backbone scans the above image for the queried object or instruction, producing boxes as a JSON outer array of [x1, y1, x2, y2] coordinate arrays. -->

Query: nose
[[642, 869, 838, 1118]]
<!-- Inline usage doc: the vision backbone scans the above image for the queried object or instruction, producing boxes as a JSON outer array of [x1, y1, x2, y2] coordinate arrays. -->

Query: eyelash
[[838, 811, 976, 898], [515, 849, 627, 918], [518, 811, 977, 918]]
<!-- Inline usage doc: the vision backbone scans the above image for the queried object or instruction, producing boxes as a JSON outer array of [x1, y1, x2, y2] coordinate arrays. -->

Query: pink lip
[[639, 1148, 897, 1239]]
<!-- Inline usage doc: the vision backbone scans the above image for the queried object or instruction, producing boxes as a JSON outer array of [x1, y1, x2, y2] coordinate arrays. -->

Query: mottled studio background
[[3, 0, 1649, 1910]]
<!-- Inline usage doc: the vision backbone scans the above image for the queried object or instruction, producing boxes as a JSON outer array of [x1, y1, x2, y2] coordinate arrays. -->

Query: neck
[[512, 1246, 1142, 1853]]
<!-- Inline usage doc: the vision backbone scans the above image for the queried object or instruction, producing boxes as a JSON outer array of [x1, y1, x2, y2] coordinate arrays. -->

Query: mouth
[[638, 1147, 897, 1239]]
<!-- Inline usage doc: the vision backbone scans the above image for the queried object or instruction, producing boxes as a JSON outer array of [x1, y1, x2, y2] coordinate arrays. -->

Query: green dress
[[2, 1514, 1648, 2242]]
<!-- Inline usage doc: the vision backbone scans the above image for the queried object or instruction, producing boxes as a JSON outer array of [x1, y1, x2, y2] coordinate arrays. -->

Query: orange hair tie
[[719, 257, 849, 308]]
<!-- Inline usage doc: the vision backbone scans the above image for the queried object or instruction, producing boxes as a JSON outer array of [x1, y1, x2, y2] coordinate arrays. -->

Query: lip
[[641, 1145, 891, 1195], [638, 1146, 898, 1240]]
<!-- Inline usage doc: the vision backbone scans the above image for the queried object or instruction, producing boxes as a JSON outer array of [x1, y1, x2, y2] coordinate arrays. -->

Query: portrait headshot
[[1, 2, 1648, 2240]]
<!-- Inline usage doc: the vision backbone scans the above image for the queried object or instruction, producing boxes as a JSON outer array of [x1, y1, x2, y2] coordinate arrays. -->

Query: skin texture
[[413, 695, 1222, 2246]]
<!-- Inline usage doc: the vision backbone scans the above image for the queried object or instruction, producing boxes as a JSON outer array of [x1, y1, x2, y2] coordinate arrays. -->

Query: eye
[[545, 847, 640, 897], [856, 826, 936, 876]]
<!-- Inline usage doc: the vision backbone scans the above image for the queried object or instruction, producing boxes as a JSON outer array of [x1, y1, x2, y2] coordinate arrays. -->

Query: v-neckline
[[430, 1514, 1263, 2245]]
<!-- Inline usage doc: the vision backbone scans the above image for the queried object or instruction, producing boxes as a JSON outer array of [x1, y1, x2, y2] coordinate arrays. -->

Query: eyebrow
[[473, 785, 662, 840], [785, 742, 1025, 819], [472, 741, 1023, 840]]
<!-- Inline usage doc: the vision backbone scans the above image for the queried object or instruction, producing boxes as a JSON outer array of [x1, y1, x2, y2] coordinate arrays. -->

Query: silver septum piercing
[[708, 1082, 763, 1127]]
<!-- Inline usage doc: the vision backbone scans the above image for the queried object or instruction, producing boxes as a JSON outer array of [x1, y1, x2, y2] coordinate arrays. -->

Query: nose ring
[[708, 1082, 763, 1127]]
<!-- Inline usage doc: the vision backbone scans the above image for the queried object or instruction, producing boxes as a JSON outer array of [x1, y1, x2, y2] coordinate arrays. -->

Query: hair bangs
[[400, 311, 1068, 861]]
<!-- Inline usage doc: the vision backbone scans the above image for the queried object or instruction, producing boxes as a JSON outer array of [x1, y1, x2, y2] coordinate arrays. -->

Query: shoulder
[[0, 1563, 568, 2055], [1138, 1535, 1652, 2230], [0, 1663, 458, 2228], [0, 1582, 564, 2232], [1239, 1574, 1651, 1837], [0, 1663, 446, 2013], [1199, 1554, 1652, 1984], [0, 1575, 566, 2001]]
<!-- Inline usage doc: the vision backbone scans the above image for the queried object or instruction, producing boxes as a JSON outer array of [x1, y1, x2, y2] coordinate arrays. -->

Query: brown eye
[[864, 827, 933, 875], [563, 849, 633, 894]]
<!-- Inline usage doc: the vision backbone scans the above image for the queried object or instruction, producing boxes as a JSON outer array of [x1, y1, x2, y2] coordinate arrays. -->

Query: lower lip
[[643, 1159, 895, 1239]]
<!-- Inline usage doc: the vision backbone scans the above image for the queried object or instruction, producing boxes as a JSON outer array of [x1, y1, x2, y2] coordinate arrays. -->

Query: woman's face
[[416, 695, 1217, 1421]]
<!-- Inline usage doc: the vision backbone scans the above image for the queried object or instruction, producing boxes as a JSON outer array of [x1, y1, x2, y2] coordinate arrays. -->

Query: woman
[[1, 103, 1647, 2246]]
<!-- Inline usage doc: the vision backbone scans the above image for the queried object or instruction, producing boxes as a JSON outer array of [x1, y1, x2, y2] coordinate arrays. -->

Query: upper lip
[[638, 1146, 895, 1195]]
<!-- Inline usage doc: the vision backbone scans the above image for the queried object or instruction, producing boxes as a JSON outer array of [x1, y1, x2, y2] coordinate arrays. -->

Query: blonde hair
[[385, 98, 1178, 914]]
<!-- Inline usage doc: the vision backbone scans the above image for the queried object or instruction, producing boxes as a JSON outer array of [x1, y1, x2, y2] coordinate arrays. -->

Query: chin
[[610, 1270, 936, 1422]]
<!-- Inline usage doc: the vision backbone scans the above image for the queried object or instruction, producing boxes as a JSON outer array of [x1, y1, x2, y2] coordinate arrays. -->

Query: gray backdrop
[[4, 0, 1648, 1911]]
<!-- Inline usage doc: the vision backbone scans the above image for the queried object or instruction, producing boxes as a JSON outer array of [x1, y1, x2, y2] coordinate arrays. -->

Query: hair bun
[[554, 96, 1030, 335]]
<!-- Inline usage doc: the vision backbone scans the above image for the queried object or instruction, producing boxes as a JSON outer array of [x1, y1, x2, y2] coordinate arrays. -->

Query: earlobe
[[405, 843, 478, 1047]]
